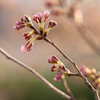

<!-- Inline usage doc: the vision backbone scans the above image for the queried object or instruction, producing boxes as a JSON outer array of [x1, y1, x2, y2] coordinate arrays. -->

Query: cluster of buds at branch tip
[[13, 10, 57, 53], [79, 65, 100, 89], [79, 65, 91, 77], [13, 15, 33, 30], [47, 55, 71, 82]]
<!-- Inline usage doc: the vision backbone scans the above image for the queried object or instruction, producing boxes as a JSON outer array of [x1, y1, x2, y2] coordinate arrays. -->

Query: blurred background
[[0, 0, 100, 100]]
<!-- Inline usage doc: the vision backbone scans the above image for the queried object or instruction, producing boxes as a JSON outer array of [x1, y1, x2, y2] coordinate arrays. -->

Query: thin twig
[[61, 70, 76, 100], [0, 47, 71, 100], [44, 37, 100, 100]]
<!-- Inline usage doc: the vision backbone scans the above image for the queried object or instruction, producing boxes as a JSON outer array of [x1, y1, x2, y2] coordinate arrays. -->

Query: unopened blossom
[[54, 73, 61, 82], [37, 12, 43, 23], [23, 31, 34, 41], [44, 10, 49, 22], [13, 24, 25, 30], [47, 55, 59, 64], [50, 65, 58, 72], [21, 43, 33, 53], [79, 65, 91, 77], [48, 20, 57, 28], [33, 15, 38, 23]]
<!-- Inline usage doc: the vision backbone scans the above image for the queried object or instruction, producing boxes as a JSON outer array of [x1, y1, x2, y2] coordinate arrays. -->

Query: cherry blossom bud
[[44, 10, 49, 22], [48, 20, 57, 28], [50, 65, 58, 72], [33, 15, 38, 23], [79, 65, 91, 77], [13, 26, 19, 30], [54, 73, 61, 82], [23, 31, 34, 41], [21, 43, 33, 53], [37, 12, 43, 23], [47, 55, 59, 64], [21, 44, 27, 53], [13, 24, 25, 30], [16, 21, 22, 25]]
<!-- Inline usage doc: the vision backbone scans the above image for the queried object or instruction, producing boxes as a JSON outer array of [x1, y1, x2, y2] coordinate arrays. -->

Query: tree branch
[[44, 38, 100, 100], [0, 47, 71, 100]]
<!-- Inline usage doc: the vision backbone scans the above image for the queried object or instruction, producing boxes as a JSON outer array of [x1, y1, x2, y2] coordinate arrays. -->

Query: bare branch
[[61, 70, 76, 100], [0, 47, 71, 100], [44, 38, 100, 100]]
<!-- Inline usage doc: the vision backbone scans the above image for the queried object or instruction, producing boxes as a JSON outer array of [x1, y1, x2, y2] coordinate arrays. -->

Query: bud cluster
[[47, 55, 70, 82], [13, 10, 57, 53], [79, 65, 100, 89]]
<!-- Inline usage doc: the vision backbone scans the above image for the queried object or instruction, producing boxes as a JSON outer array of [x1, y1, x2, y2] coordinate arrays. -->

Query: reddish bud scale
[[44, 30, 48, 37], [23, 33, 33, 41], [35, 36, 43, 40], [48, 20, 57, 28], [39, 27, 43, 35], [50, 65, 58, 72]]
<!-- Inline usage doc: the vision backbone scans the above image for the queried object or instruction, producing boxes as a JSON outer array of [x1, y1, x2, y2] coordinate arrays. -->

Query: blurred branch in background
[[45, 0, 100, 56]]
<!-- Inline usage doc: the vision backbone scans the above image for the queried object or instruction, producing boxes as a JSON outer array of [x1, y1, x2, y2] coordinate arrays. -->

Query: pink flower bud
[[17, 24, 25, 29], [44, 10, 49, 18], [50, 65, 58, 72], [54, 73, 61, 82], [79, 65, 91, 77], [21, 44, 27, 53], [47, 55, 59, 64], [48, 20, 57, 28], [13, 26, 19, 30], [37, 12, 42, 23], [44, 10, 49, 22], [16, 21, 21, 25], [33, 15, 38, 23], [23, 32, 33, 41], [21, 43, 33, 53]]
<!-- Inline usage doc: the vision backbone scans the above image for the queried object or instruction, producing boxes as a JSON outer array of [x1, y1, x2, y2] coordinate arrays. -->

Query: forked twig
[[44, 38, 100, 100]]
